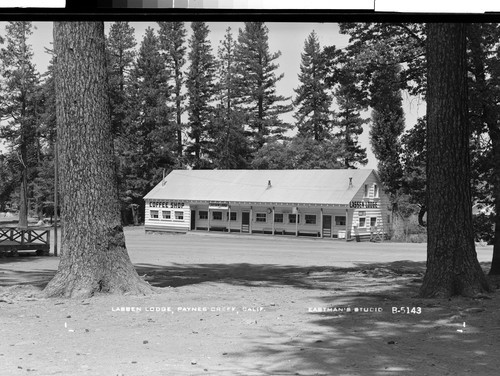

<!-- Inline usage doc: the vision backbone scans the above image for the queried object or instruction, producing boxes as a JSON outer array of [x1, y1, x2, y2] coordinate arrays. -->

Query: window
[[274, 213, 284, 223], [175, 211, 184, 220], [364, 184, 368, 197], [227, 212, 237, 221], [289, 214, 300, 224], [359, 217, 366, 227], [373, 184, 379, 198], [305, 215, 316, 224], [256, 213, 267, 222], [162, 211, 171, 220], [150, 210, 159, 219], [212, 211, 222, 220], [335, 216, 346, 226], [370, 217, 377, 227], [199, 211, 208, 220], [387, 215, 391, 224]]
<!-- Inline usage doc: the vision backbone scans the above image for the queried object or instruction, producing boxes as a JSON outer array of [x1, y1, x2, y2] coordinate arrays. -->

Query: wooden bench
[[0, 227, 51, 256], [298, 230, 321, 237], [209, 226, 227, 232]]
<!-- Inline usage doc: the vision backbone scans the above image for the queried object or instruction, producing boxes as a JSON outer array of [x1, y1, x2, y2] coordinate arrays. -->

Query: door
[[241, 212, 250, 233], [191, 210, 196, 230], [322, 215, 332, 238]]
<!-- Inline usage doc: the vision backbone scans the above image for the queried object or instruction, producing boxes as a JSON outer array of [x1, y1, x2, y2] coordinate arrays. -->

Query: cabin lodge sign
[[349, 201, 378, 209]]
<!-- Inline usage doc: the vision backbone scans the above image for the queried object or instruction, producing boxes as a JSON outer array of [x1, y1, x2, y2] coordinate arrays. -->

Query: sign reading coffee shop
[[149, 201, 185, 208]]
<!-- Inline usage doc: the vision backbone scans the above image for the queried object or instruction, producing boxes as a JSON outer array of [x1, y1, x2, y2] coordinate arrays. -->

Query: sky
[[1, 21, 427, 168]]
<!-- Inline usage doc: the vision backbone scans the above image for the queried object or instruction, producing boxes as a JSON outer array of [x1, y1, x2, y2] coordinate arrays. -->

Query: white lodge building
[[143, 169, 391, 240]]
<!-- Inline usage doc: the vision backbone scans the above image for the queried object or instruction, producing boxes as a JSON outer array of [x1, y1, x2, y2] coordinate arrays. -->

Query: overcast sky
[[1, 22, 427, 168]]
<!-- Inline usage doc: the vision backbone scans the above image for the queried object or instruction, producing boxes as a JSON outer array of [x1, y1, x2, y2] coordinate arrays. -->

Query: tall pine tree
[[211, 27, 250, 169], [185, 22, 216, 169], [0, 21, 40, 227], [234, 22, 292, 151], [370, 63, 405, 195], [125, 27, 175, 221], [334, 70, 368, 168], [106, 22, 136, 139], [293, 31, 332, 142], [324, 46, 368, 168], [158, 22, 187, 159]]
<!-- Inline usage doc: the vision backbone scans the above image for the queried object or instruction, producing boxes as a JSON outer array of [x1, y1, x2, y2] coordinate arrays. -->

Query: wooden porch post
[[345, 208, 349, 242], [272, 207, 275, 235], [250, 206, 253, 234], [320, 208, 323, 238], [208, 207, 211, 232]]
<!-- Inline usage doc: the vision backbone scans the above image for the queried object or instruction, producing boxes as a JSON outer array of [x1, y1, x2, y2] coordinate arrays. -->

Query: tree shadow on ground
[[134, 260, 427, 290], [216, 262, 497, 376]]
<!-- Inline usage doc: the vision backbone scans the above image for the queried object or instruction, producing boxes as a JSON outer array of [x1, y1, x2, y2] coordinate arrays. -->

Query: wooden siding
[[144, 200, 191, 232]]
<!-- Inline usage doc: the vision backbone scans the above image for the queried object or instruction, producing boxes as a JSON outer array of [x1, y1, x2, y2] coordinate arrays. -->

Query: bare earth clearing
[[1, 227, 499, 376]]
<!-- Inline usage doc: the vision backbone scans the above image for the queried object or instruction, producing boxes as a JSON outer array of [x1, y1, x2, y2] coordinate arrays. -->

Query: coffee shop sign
[[349, 201, 378, 209]]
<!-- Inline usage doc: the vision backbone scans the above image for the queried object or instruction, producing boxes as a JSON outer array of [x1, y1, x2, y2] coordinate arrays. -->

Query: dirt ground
[[1, 227, 499, 376]]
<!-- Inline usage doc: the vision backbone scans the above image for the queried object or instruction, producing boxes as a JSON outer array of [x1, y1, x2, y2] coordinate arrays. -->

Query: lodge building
[[143, 169, 391, 240]]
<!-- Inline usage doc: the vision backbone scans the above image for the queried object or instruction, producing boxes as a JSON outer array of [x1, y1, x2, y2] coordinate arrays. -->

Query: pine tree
[[106, 22, 136, 139], [158, 22, 187, 159], [420, 23, 490, 297], [234, 22, 292, 151], [334, 69, 368, 168], [369, 63, 405, 195], [44, 22, 152, 298], [0, 21, 40, 227], [323, 46, 368, 168], [185, 22, 216, 169], [293, 31, 332, 142], [125, 27, 175, 221], [211, 27, 250, 169]]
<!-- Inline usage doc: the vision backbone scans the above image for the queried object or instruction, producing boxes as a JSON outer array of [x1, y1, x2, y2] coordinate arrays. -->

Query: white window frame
[[256, 212, 267, 222], [359, 217, 366, 228], [162, 210, 171, 220], [335, 216, 346, 226], [174, 211, 184, 221], [212, 211, 222, 221], [305, 214, 316, 225], [150, 210, 159, 219]]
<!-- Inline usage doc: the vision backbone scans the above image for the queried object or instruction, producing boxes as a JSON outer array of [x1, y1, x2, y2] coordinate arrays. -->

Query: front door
[[191, 210, 196, 230], [241, 212, 250, 233], [322, 215, 332, 238]]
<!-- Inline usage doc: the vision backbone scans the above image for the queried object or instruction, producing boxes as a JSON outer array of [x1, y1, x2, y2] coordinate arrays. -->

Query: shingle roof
[[144, 169, 376, 206]]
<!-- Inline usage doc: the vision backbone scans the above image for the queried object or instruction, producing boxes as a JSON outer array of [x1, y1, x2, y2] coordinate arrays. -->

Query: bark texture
[[44, 22, 153, 298], [420, 23, 491, 298]]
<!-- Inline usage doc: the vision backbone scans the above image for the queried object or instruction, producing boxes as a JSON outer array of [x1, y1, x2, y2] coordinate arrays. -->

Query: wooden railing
[[0, 227, 51, 255]]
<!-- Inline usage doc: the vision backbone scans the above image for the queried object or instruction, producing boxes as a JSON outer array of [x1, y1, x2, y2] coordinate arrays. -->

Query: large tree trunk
[[419, 23, 490, 298], [44, 22, 153, 298]]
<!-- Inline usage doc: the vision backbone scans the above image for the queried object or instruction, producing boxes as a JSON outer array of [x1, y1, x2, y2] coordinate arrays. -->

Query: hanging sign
[[209, 202, 229, 210]]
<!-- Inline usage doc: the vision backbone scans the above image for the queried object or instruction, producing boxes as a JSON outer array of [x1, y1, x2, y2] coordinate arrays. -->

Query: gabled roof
[[144, 169, 377, 206]]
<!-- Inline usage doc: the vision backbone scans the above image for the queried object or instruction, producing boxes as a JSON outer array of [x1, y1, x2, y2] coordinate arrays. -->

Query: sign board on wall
[[149, 201, 185, 209], [349, 201, 378, 209]]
